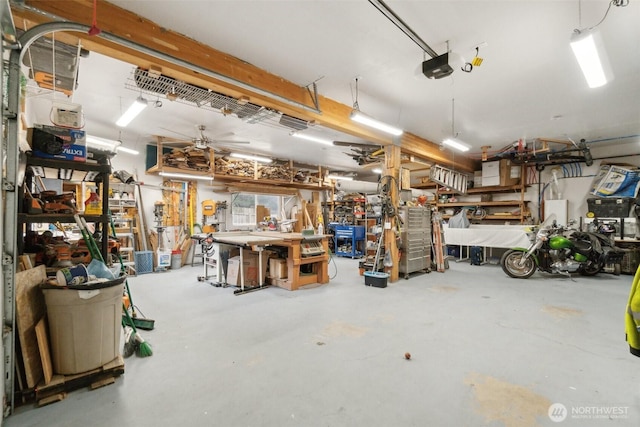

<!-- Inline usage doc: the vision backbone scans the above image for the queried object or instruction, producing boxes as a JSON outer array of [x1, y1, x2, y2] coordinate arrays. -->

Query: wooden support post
[[384, 145, 401, 283]]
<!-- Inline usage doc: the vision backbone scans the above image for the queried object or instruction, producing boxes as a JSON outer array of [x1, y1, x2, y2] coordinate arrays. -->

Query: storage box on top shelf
[[27, 124, 87, 162], [481, 159, 520, 186]]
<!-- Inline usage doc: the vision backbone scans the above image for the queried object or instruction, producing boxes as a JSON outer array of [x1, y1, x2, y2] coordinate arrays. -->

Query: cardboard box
[[226, 253, 269, 286], [269, 258, 288, 279], [481, 159, 520, 186], [28, 124, 87, 162]]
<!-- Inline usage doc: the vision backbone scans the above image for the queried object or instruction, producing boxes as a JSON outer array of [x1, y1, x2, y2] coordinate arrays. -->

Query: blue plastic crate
[[134, 251, 154, 275]]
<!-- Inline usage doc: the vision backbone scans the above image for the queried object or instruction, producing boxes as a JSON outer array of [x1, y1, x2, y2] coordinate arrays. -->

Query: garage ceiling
[[13, 0, 640, 176]]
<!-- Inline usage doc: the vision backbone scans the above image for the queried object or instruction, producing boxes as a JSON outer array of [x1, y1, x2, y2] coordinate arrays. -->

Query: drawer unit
[[334, 225, 365, 258], [398, 207, 432, 278]]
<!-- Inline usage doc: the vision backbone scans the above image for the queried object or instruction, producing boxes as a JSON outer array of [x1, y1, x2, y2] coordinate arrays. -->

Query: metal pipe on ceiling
[[12, 14, 322, 115], [368, 0, 439, 58]]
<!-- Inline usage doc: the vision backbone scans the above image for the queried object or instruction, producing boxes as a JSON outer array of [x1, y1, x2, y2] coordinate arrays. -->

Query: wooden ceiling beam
[[14, 0, 477, 173]]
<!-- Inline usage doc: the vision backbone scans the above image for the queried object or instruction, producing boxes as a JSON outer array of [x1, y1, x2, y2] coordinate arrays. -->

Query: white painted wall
[[525, 140, 639, 225]]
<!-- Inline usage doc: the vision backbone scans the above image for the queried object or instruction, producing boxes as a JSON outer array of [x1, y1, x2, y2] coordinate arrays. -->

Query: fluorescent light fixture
[[291, 132, 333, 145], [86, 135, 120, 151], [116, 96, 148, 127], [230, 153, 272, 163], [372, 167, 383, 174], [570, 28, 614, 88], [350, 110, 403, 136], [159, 171, 213, 181], [442, 138, 471, 152], [327, 174, 354, 181], [116, 146, 140, 155]]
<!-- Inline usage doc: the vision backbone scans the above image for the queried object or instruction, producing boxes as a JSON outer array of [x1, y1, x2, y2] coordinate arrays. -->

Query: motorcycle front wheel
[[501, 250, 536, 279]]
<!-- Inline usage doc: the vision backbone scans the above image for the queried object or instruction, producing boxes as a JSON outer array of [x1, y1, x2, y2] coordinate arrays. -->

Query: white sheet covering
[[443, 224, 531, 249]]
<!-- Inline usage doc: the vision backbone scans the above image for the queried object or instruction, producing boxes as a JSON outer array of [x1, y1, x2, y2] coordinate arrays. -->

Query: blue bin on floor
[[134, 251, 154, 274]]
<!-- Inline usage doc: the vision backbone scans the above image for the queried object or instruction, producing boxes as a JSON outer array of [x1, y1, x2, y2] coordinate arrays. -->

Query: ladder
[[109, 196, 141, 275]]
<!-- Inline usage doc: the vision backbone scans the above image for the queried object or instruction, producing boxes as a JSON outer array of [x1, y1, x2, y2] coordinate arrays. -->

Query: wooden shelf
[[411, 183, 437, 189], [146, 165, 213, 177], [435, 165, 530, 224], [18, 213, 107, 223], [147, 144, 332, 190], [437, 200, 523, 208], [212, 173, 331, 190], [466, 184, 523, 194]]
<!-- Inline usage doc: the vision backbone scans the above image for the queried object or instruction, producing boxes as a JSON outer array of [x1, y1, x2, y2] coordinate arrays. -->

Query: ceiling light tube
[[442, 138, 471, 152], [159, 171, 213, 181], [230, 153, 272, 163], [570, 28, 614, 89], [86, 135, 120, 151], [291, 132, 333, 145], [350, 110, 403, 136], [327, 174, 354, 181], [116, 96, 148, 127], [116, 146, 140, 155]]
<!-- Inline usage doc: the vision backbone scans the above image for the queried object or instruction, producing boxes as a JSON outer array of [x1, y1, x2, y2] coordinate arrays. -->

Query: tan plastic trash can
[[42, 278, 125, 375]]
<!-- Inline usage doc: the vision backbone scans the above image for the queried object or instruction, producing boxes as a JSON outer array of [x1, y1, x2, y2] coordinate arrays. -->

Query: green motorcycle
[[501, 215, 625, 279]]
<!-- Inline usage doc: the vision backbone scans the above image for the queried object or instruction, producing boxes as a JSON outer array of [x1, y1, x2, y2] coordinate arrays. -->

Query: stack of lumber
[[293, 170, 322, 184], [258, 162, 292, 181], [214, 157, 254, 177], [162, 147, 211, 171]]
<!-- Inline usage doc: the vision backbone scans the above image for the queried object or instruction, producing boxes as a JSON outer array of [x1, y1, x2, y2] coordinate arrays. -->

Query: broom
[[122, 302, 153, 357], [109, 213, 155, 330], [75, 215, 153, 357]]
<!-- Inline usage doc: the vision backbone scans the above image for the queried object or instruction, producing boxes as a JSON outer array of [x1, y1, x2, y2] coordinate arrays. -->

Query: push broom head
[[134, 332, 153, 358]]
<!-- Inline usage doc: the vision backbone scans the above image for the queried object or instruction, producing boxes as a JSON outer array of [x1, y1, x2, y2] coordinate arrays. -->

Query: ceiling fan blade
[[159, 126, 194, 139], [157, 137, 193, 145], [212, 139, 251, 144], [332, 140, 381, 149]]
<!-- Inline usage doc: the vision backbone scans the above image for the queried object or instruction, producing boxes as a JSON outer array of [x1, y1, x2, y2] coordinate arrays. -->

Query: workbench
[[200, 231, 329, 293]]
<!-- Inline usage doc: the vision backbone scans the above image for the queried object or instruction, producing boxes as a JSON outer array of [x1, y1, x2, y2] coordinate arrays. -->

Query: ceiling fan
[[159, 124, 250, 149]]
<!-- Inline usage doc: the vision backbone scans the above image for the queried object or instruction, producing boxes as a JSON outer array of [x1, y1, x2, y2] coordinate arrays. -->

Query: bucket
[[157, 250, 171, 268], [364, 271, 389, 288], [171, 250, 182, 269]]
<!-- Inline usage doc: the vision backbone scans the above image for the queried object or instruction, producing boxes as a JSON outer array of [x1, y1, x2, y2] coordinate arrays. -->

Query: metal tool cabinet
[[334, 225, 365, 258], [398, 207, 432, 278]]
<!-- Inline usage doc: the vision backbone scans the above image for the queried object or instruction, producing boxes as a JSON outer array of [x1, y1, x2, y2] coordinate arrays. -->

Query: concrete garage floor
[[6, 257, 639, 427]]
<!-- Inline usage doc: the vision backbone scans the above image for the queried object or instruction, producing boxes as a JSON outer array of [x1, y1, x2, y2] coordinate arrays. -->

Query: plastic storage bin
[[587, 198, 633, 218], [42, 278, 125, 375]]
